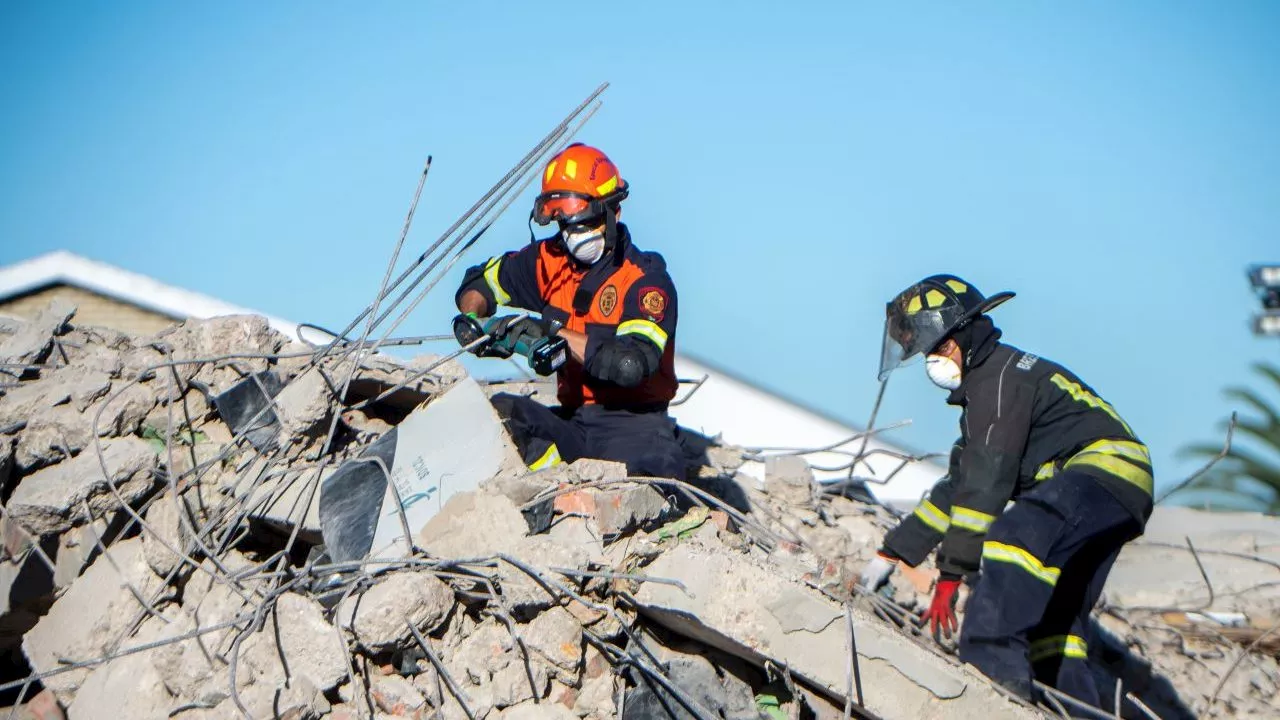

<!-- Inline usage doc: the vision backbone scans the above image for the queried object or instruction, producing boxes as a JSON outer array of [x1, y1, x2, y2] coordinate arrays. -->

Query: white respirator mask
[[563, 225, 606, 265], [925, 354, 962, 390]]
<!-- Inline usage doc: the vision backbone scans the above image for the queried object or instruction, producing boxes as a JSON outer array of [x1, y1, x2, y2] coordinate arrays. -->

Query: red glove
[[921, 578, 961, 641]]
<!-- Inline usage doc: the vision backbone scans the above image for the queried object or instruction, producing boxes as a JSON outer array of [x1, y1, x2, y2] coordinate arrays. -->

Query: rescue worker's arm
[[936, 375, 1034, 578], [881, 441, 963, 567], [455, 245, 542, 317], [584, 274, 676, 388]]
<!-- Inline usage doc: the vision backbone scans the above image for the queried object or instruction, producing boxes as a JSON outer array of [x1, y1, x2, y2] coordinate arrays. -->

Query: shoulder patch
[[638, 286, 667, 322], [598, 285, 618, 317], [1016, 353, 1039, 371]]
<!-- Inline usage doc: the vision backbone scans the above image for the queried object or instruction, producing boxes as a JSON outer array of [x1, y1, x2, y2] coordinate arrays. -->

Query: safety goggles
[[531, 188, 626, 227]]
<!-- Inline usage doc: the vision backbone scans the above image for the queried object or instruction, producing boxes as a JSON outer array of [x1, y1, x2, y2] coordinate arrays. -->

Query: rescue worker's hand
[[858, 552, 898, 592], [921, 577, 961, 641]]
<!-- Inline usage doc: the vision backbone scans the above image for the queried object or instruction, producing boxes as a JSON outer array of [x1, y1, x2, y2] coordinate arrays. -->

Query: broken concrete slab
[[321, 376, 521, 563], [523, 606, 584, 675], [567, 458, 628, 483], [418, 491, 528, 559], [8, 437, 158, 536], [1107, 506, 1280, 616], [274, 367, 333, 442], [93, 382, 157, 438], [337, 571, 454, 653], [0, 300, 75, 368], [370, 376, 522, 558], [0, 379, 71, 422], [141, 491, 187, 578], [14, 404, 96, 470], [240, 593, 350, 693], [67, 649, 174, 720], [764, 455, 814, 505], [592, 485, 670, 537], [23, 537, 164, 696], [370, 673, 428, 717], [633, 541, 1039, 720]]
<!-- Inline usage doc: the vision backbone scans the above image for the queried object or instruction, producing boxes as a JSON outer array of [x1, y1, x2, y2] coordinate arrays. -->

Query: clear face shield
[[877, 285, 967, 381]]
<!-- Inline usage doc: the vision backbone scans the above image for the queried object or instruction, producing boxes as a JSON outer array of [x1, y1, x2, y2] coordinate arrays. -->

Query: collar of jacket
[[946, 316, 1003, 406]]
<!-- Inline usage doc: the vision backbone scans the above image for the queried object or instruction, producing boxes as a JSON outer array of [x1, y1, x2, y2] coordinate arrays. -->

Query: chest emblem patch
[[598, 285, 618, 317]]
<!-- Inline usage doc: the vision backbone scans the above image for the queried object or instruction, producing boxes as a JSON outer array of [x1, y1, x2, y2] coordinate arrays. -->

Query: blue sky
[[2, 2, 1277, 501]]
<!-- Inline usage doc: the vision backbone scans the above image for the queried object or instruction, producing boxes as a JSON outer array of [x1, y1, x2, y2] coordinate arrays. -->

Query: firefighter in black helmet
[[860, 274, 1153, 714]]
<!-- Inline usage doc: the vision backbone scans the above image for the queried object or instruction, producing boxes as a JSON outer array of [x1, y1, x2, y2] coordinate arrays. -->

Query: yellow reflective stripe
[[951, 506, 996, 533], [596, 175, 618, 195], [1035, 461, 1057, 482], [564, 158, 578, 179], [982, 541, 1061, 586], [616, 319, 668, 351], [483, 257, 511, 306], [1079, 439, 1150, 465], [1048, 374, 1133, 435], [1030, 635, 1088, 663], [529, 443, 561, 471], [912, 500, 950, 534], [1066, 453, 1153, 495]]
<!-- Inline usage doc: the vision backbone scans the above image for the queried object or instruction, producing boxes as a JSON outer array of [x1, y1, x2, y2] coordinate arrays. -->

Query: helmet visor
[[532, 191, 604, 226], [877, 284, 969, 380]]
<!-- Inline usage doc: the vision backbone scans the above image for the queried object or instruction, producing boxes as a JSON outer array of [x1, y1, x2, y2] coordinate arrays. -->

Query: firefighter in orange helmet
[[453, 143, 685, 479]]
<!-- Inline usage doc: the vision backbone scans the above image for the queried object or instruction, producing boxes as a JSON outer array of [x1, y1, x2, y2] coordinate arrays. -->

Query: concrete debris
[[23, 538, 163, 695], [0, 300, 75, 370], [7, 437, 158, 536], [764, 454, 815, 505], [0, 313, 1274, 720], [274, 367, 333, 442], [337, 571, 454, 653]]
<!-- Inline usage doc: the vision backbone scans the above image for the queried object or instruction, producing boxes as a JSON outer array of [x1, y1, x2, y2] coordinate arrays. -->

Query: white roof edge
[[0, 251, 300, 339]]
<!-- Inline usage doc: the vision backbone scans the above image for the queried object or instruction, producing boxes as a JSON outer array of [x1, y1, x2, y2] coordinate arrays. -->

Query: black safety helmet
[[878, 274, 1014, 380]]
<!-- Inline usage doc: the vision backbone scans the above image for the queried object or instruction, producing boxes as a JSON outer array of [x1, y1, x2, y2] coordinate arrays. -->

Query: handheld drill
[[452, 313, 568, 376]]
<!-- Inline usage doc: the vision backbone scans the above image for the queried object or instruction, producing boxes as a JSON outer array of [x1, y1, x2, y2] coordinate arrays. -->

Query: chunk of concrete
[[23, 538, 163, 695], [141, 491, 187, 578], [764, 455, 814, 505], [275, 367, 333, 441], [9, 437, 158, 536], [93, 382, 157, 438], [336, 571, 455, 653], [0, 300, 75, 367], [417, 491, 528, 559], [67, 648, 173, 720], [14, 404, 96, 470], [634, 543, 1040, 720], [371, 673, 429, 717], [523, 607, 583, 674], [490, 658, 550, 709], [592, 485, 670, 537], [567, 459, 628, 483], [240, 593, 349, 693]]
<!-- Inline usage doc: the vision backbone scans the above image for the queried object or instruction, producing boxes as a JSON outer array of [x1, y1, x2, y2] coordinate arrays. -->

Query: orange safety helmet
[[532, 143, 629, 227]]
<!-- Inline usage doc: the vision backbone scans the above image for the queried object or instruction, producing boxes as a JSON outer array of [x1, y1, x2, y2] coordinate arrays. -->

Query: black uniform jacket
[[883, 321, 1153, 578]]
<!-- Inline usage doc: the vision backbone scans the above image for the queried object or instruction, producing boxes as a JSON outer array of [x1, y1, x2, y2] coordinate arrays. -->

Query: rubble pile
[[0, 303, 1275, 719]]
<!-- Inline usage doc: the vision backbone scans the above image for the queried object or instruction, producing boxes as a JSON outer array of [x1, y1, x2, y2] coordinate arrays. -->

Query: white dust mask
[[563, 226, 606, 265], [925, 354, 962, 390]]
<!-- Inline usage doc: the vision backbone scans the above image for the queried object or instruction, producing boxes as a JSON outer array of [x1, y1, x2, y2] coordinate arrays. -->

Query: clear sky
[[2, 2, 1277, 500]]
